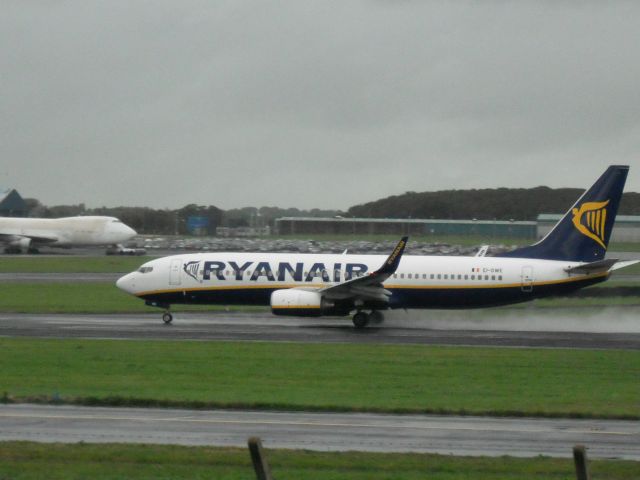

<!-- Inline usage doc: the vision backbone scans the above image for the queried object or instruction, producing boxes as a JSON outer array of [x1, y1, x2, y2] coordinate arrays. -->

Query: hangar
[[275, 214, 640, 243], [0, 188, 28, 217]]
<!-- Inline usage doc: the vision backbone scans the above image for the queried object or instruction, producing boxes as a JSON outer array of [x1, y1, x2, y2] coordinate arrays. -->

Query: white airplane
[[0, 216, 137, 254], [117, 165, 638, 328]]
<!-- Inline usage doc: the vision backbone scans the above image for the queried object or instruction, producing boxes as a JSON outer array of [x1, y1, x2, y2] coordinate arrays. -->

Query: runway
[[1, 309, 639, 349], [0, 404, 637, 459]]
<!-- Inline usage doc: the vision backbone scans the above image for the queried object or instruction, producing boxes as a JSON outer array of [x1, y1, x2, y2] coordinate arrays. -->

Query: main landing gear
[[352, 310, 384, 329], [162, 311, 173, 324]]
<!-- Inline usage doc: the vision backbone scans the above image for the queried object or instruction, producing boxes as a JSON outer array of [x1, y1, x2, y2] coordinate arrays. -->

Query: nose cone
[[124, 224, 137, 237], [116, 273, 136, 295], [118, 223, 137, 241]]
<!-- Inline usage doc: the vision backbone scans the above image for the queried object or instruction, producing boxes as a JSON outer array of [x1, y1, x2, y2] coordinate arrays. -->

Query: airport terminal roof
[[276, 217, 536, 226]]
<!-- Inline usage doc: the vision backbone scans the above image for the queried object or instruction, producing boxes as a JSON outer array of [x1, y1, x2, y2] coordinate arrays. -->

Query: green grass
[[0, 282, 268, 313], [609, 241, 640, 252], [1, 442, 638, 480], [1, 338, 638, 418], [0, 256, 152, 273]]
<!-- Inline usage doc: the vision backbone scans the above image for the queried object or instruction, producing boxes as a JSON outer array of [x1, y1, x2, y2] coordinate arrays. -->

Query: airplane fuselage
[[0, 216, 136, 251], [116, 252, 607, 312]]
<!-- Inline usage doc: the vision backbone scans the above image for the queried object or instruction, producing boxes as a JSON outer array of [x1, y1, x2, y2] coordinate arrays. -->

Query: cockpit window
[[138, 266, 153, 274]]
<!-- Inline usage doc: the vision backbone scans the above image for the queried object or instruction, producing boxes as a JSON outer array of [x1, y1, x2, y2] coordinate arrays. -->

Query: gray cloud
[[1, 1, 639, 210]]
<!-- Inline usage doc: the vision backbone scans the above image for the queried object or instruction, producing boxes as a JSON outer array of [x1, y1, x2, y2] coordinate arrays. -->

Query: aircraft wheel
[[352, 311, 369, 329], [162, 312, 173, 324], [370, 310, 384, 324]]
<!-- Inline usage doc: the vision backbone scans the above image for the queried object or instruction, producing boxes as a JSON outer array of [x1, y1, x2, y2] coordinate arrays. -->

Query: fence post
[[573, 444, 590, 480], [248, 437, 273, 480]]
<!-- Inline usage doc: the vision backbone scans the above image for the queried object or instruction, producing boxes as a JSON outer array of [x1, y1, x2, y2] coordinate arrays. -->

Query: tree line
[[348, 188, 640, 221], [23, 199, 342, 235], [23, 186, 640, 235]]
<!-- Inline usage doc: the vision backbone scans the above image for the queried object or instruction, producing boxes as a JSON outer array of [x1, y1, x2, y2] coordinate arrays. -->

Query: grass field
[[0, 256, 152, 273], [0, 282, 268, 313], [1, 442, 638, 480], [1, 338, 638, 418]]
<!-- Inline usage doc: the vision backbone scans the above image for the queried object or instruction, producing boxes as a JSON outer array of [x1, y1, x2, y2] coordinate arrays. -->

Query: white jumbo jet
[[0, 216, 137, 254], [117, 166, 638, 328]]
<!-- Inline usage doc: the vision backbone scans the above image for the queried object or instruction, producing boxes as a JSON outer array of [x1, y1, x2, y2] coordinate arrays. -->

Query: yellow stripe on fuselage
[[134, 272, 608, 298]]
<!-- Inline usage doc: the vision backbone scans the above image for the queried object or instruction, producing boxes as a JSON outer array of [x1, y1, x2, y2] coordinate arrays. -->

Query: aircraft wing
[[318, 236, 408, 303]]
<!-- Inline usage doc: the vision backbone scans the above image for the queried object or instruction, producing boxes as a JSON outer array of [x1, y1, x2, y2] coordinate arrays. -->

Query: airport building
[[275, 214, 640, 243], [274, 217, 537, 239], [0, 188, 27, 217], [537, 214, 640, 243]]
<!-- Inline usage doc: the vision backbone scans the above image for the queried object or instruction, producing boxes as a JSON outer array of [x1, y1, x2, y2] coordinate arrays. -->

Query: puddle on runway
[[381, 305, 640, 334]]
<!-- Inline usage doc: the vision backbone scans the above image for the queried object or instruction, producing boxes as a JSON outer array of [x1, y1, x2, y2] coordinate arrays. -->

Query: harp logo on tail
[[571, 200, 610, 249]]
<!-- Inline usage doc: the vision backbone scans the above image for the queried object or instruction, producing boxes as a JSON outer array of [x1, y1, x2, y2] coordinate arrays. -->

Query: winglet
[[375, 236, 408, 275]]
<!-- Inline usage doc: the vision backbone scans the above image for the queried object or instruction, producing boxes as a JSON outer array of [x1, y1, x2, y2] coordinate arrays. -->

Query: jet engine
[[271, 289, 333, 317], [6, 236, 31, 253]]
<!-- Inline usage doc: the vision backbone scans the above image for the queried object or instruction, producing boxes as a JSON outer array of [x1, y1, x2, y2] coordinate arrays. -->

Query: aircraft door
[[169, 258, 182, 286], [521, 266, 534, 293]]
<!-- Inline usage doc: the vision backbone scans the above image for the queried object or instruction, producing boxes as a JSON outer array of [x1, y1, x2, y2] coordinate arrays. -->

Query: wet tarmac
[[1, 308, 638, 349], [2, 404, 638, 459]]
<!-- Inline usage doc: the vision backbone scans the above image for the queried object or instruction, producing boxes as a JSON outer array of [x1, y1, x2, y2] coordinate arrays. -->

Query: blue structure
[[0, 188, 27, 217], [186, 216, 211, 236]]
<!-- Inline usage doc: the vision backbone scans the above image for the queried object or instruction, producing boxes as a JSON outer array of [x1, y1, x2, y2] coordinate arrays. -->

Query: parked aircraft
[[0, 216, 137, 253], [117, 165, 637, 328]]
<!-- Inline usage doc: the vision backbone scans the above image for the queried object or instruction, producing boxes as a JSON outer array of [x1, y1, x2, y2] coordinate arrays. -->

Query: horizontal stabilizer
[[609, 259, 640, 272], [564, 258, 639, 274]]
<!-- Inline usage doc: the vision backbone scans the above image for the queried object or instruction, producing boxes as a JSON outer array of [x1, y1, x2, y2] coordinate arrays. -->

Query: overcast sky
[[2, 1, 639, 210]]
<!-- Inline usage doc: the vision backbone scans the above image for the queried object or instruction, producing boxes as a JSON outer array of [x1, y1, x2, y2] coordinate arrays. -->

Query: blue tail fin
[[497, 165, 629, 262]]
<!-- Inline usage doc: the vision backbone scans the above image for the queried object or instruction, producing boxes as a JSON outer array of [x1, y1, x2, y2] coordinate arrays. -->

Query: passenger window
[[498, 275, 503, 281], [400, 273, 404, 279], [437, 274, 441, 280], [444, 274, 448, 280], [457, 274, 462, 280], [422, 274, 426, 279], [485, 275, 489, 280], [408, 273, 412, 279], [430, 274, 434, 279], [471, 275, 475, 280], [464, 275, 468, 280], [491, 275, 495, 281]]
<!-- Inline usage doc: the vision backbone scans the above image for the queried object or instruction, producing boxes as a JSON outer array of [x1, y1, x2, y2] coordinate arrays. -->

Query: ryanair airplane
[[117, 165, 638, 328]]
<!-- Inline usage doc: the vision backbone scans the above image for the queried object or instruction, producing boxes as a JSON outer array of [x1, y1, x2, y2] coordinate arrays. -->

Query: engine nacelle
[[271, 289, 330, 317], [6, 237, 31, 253]]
